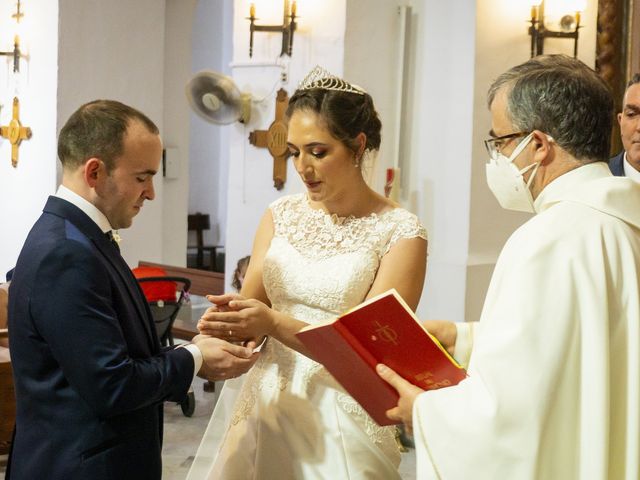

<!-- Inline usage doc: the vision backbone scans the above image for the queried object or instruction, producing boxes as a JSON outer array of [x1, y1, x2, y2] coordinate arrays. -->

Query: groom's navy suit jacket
[[7, 197, 193, 480], [609, 152, 625, 176]]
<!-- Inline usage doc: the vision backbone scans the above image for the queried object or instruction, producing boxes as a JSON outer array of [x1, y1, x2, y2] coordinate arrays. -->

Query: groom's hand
[[192, 335, 259, 381]]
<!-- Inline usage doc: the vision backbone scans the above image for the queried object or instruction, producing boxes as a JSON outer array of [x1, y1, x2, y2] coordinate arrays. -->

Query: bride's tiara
[[297, 66, 366, 95]]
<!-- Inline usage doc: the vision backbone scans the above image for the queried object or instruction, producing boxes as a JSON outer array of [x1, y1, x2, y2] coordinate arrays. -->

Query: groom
[[7, 100, 259, 479]]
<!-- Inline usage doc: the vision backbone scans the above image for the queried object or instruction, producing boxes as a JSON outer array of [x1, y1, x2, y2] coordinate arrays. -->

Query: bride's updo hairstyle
[[286, 66, 382, 159]]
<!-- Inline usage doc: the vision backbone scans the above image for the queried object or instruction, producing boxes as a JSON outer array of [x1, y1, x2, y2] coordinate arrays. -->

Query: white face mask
[[485, 133, 540, 213]]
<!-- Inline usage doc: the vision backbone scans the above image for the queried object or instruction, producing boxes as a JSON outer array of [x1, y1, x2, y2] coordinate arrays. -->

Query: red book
[[296, 289, 467, 426]]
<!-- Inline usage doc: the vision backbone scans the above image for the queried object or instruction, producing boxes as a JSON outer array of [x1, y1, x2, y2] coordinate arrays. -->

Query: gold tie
[[105, 231, 120, 252]]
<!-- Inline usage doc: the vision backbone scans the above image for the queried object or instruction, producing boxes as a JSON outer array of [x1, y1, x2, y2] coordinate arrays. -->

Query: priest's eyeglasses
[[484, 131, 530, 160]]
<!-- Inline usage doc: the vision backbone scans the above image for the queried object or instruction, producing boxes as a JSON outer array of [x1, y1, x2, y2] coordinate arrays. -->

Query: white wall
[[189, 0, 234, 249], [341, 0, 475, 321], [344, 0, 404, 192], [57, 0, 167, 268], [1, 1, 197, 276], [344, 1, 478, 321], [162, 0, 198, 267], [402, 0, 477, 321], [223, 0, 346, 291], [0, 0, 59, 279]]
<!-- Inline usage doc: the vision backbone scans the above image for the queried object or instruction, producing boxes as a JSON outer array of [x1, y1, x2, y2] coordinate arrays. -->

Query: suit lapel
[[609, 153, 625, 177], [43, 197, 159, 352], [94, 239, 159, 352]]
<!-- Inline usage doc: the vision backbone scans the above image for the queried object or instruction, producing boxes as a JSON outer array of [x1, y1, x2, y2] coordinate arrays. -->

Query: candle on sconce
[[531, 5, 538, 21], [291, 0, 297, 16], [250, 2, 256, 18], [575, 11, 581, 26]]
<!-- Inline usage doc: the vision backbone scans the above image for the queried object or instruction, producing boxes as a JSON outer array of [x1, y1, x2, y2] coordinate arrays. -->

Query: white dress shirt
[[623, 152, 640, 182]]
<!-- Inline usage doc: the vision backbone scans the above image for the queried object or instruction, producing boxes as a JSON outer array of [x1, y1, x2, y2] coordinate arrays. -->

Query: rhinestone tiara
[[298, 66, 366, 95]]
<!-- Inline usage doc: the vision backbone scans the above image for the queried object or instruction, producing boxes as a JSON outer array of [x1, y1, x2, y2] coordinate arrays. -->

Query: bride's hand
[[202, 293, 245, 315], [199, 295, 275, 343]]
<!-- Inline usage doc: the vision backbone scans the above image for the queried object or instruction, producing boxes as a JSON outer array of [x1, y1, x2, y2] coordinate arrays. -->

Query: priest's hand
[[422, 320, 457, 356], [198, 293, 275, 343], [192, 335, 259, 381], [377, 364, 424, 434]]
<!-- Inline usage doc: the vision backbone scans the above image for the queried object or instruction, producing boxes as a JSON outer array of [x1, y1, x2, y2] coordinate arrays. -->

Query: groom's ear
[[84, 158, 105, 188]]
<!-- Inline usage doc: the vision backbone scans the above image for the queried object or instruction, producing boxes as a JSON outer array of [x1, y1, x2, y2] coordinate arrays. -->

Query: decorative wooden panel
[[596, 0, 640, 155]]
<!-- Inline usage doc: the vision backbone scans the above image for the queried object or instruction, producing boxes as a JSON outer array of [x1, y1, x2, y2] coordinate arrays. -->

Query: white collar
[[623, 152, 640, 183], [533, 162, 612, 213], [55, 185, 113, 234]]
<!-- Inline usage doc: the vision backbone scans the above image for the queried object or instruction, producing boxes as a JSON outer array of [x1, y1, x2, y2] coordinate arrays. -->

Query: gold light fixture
[[247, 0, 297, 58], [0, 0, 24, 73], [528, 0, 585, 58]]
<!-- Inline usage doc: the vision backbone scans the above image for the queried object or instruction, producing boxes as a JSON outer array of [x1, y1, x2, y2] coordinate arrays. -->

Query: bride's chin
[[306, 191, 323, 201]]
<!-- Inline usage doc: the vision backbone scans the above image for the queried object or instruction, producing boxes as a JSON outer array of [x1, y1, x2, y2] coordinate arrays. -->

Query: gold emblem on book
[[415, 370, 452, 389], [374, 321, 398, 346]]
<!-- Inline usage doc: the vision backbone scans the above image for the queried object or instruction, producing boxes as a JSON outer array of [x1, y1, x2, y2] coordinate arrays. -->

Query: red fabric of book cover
[[296, 289, 466, 426]]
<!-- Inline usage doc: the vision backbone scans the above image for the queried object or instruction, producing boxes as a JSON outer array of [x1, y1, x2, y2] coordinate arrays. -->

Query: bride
[[187, 67, 428, 479]]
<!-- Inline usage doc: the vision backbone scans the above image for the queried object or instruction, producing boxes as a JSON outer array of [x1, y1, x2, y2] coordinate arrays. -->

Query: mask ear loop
[[508, 132, 535, 162], [522, 161, 540, 188], [519, 134, 553, 186], [509, 132, 539, 186]]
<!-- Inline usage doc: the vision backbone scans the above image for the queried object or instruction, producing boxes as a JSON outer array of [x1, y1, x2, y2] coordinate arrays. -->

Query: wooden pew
[[0, 330, 14, 456], [137, 261, 225, 340], [0, 283, 15, 455]]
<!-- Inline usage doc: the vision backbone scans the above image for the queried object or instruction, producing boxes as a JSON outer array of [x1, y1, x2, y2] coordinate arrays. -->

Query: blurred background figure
[[231, 255, 250, 292]]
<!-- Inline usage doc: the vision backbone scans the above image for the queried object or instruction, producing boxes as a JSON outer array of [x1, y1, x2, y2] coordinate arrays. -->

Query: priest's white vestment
[[414, 163, 640, 479]]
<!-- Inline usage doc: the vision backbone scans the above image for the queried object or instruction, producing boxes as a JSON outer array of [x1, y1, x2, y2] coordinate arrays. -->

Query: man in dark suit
[[7, 100, 258, 479], [610, 74, 640, 181]]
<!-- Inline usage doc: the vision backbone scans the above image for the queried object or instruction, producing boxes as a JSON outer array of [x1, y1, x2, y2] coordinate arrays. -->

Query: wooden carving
[[596, 0, 629, 154], [248, 89, 289, 190], [0, 97, 32, 168]]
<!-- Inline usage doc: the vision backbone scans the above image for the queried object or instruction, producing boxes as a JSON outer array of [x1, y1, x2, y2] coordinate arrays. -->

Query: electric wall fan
[[185, 70, 251, 124]]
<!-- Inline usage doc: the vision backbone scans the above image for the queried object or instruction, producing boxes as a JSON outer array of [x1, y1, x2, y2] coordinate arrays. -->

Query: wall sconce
[[0, 0, 24, 73], [528, 0, 584, 58], [247, 0, 297, 58], [0, 36, 21, 73]]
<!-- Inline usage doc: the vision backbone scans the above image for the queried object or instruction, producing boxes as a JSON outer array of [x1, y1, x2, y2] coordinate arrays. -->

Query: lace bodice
[[264, 193, 427, 322], [230, 193, 426, 458]]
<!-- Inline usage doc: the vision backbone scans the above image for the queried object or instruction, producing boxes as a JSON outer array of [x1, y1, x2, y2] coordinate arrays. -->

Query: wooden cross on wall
[[249, 88, 289, 190], [1, 97, 32, 168], [12, 0, 24, 23]]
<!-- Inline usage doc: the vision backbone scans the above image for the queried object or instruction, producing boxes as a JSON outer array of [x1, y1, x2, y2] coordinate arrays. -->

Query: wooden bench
[[0, 283, 15, 455], [137, 261, 225, 340], [0, 329, 14, 456]]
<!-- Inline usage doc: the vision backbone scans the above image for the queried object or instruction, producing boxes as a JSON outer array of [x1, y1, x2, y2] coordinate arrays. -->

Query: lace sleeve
[[384, 209, 428, 255], [268, 194, 301, 236]]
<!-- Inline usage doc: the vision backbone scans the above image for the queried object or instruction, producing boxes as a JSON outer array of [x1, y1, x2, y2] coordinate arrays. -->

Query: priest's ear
[[84, 157, 106, 188], [531, 130, 554, 165]]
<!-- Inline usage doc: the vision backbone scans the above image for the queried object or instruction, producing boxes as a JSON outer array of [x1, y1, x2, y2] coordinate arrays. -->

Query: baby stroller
[[133, 267, 196, 417]]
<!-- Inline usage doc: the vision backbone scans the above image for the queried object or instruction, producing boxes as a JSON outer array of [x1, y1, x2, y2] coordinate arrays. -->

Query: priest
[[379, 55, 640, 479]]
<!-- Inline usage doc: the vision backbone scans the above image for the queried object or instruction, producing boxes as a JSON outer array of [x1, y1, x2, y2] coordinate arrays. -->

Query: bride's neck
[[313, 183, 383, 219]]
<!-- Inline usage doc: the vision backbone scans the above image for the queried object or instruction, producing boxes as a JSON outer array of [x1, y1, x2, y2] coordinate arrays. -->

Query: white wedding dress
[[187, 194, 427, 480]]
